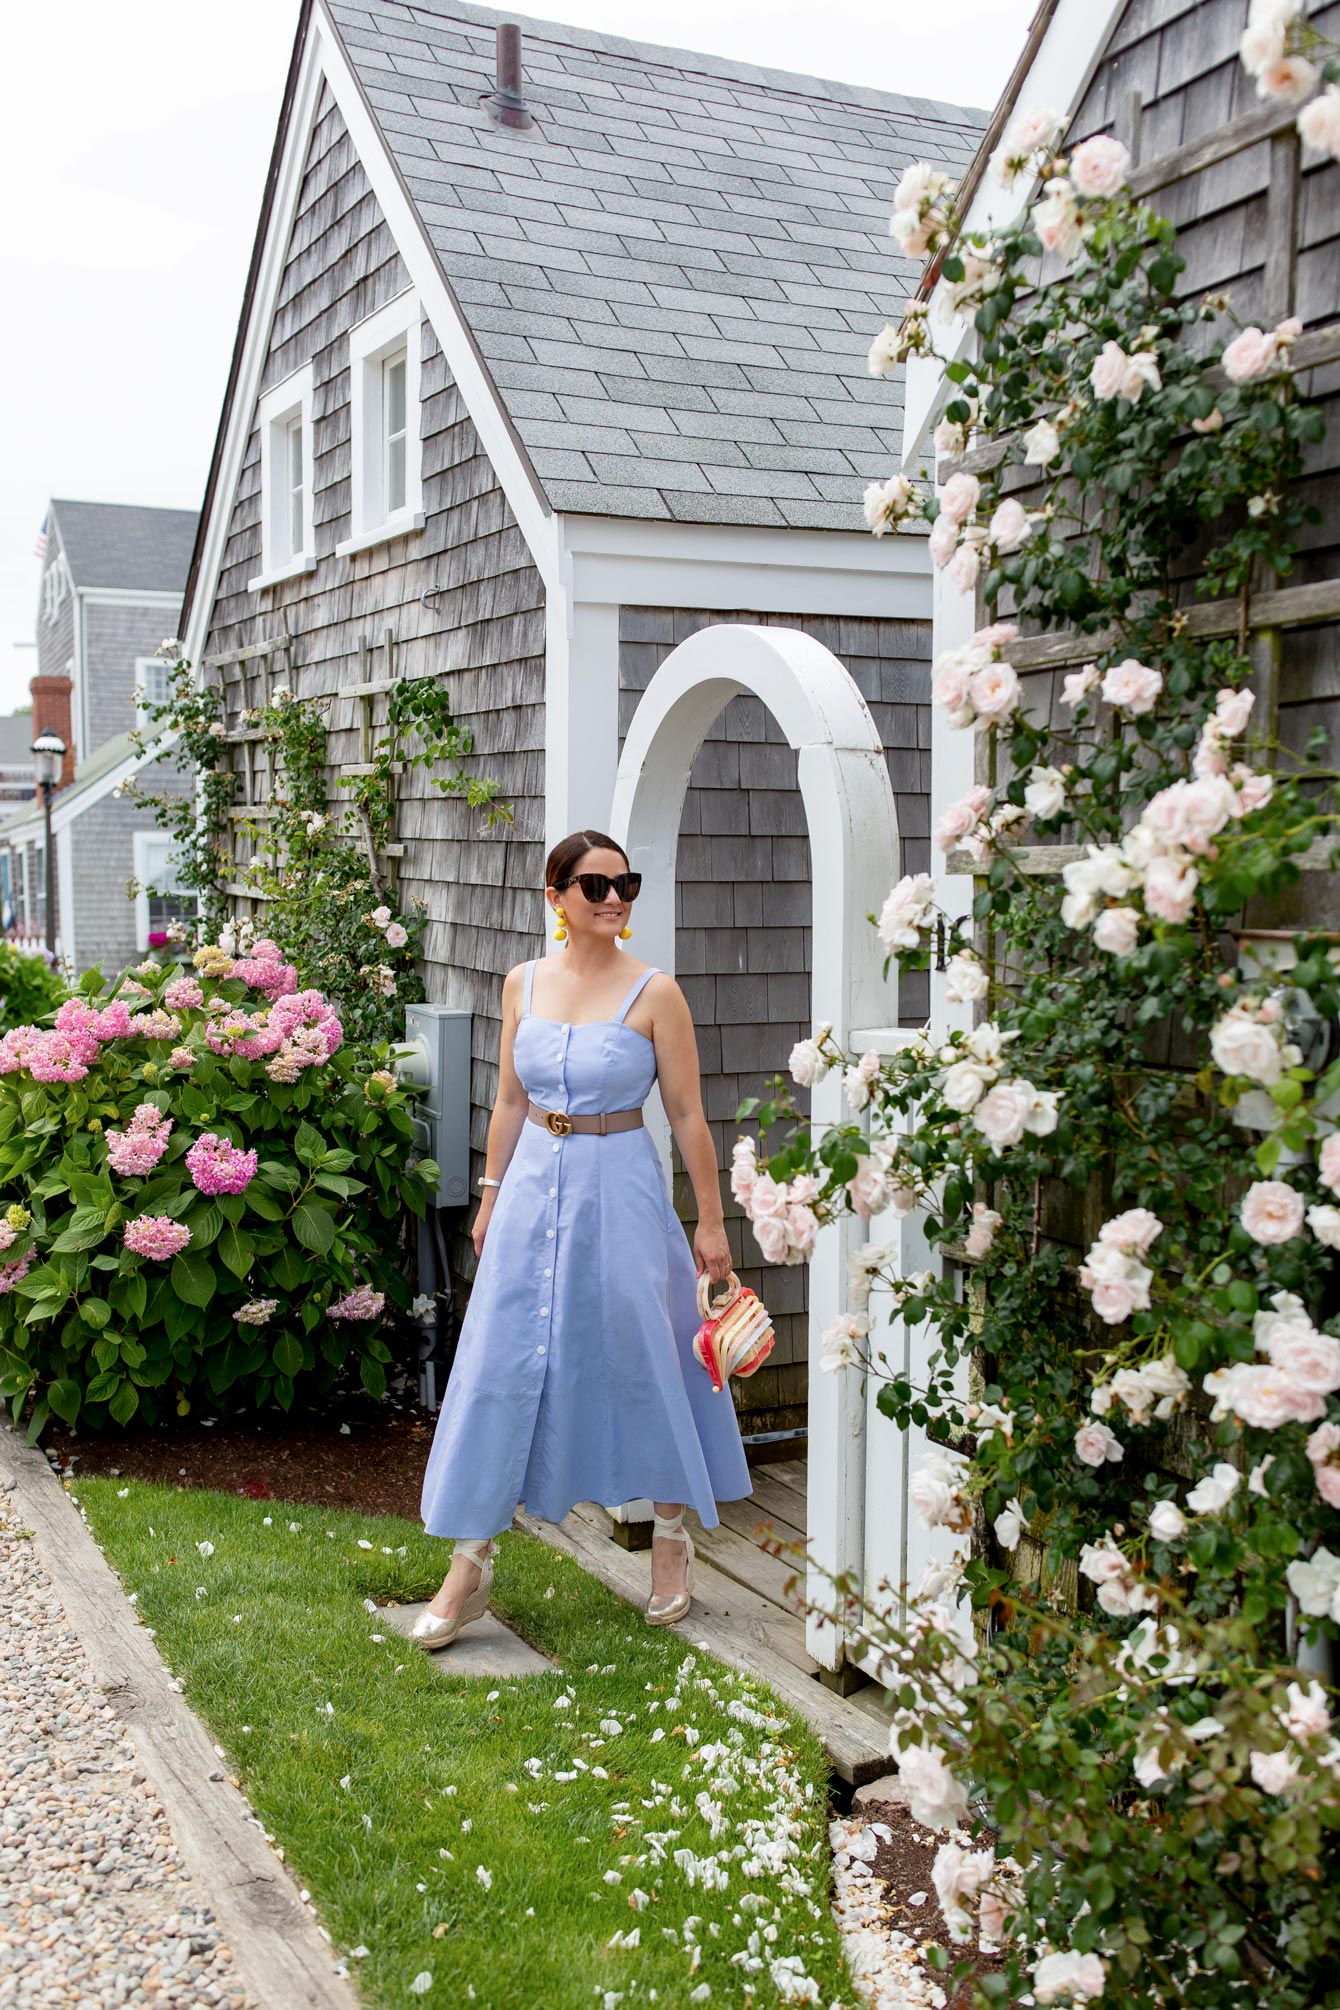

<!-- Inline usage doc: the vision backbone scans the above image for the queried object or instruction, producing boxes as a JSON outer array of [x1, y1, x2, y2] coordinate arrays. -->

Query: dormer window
[[250, 362, 316, 590], [338, 292, 423, 557]]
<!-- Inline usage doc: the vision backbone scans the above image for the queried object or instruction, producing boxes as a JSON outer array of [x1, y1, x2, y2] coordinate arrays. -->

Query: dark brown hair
[[544, 829, 631, 891]]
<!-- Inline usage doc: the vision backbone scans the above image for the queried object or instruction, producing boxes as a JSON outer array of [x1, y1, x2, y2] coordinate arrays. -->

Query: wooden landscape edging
[[0, 1423, 358, 2010]]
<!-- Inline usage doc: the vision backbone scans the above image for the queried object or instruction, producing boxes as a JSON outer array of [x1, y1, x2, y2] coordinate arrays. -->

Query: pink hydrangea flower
[[163, 976, 205, 1011], [0, 1027, 47, 1075], [123, 1215, 192, 1260], [105, 1105, 174, 1177], [126, 1010, 182, 1042], [185, 1133, 258, 1196], [27, 1033, 95, 1083], [328, 1285, 385, 1321], [231, 953, 298, 1001], [95, 1001, 133, 1039], [0, 1250, 33, 1295]]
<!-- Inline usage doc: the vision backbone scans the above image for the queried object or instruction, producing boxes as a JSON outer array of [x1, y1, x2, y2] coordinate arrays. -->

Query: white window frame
[[134, 655, 173, 731], [132, 829, 196, 950], [338, 291, 423, 557], [250, 361, 317, 590], [41, 557, 67, 623]]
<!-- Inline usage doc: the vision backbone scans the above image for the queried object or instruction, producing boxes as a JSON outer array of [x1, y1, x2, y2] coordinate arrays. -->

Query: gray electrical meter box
[[397, 1005, 472, 1208]]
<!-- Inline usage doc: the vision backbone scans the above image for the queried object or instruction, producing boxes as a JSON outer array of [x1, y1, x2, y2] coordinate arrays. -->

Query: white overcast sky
[[0, 0, 1033, 716]]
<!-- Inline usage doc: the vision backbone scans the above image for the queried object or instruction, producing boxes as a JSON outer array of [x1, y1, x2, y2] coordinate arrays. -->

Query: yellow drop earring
[[618, 920, 632, 939], [553, 904, 567, 943]]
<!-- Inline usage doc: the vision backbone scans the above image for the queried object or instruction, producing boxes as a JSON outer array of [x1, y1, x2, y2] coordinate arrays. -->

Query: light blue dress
[[419, 958, 753, 1539]]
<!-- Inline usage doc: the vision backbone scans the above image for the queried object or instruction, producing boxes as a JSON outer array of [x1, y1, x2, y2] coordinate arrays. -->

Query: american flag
[[32, 514, 47, 560]]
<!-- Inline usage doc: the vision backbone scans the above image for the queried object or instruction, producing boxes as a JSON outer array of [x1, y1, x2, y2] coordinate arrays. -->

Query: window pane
[[288, 415, 304, 556], [385, 354, 406, 438], [387, 434, 406, 515]]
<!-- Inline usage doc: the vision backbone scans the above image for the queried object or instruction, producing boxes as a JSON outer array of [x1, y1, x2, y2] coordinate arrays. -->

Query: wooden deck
[[514, 1455, 895, 1785]]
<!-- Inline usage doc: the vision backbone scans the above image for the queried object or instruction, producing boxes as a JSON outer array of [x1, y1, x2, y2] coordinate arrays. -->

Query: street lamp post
[[31, 731, 65, 959]]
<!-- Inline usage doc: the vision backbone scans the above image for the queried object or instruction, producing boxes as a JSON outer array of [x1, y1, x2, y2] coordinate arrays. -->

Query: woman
[[413, 829, 753, 1646]]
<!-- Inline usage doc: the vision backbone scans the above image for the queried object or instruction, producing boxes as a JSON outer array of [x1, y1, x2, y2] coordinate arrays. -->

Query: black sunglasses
[[557, 872, 642, 903]]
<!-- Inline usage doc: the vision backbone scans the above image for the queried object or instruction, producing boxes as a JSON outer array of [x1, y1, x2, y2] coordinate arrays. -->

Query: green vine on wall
[[127, 651, 513, 1044]]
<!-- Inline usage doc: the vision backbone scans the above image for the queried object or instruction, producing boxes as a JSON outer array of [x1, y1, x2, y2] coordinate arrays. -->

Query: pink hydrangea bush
[[0, 945, 437, 1438]]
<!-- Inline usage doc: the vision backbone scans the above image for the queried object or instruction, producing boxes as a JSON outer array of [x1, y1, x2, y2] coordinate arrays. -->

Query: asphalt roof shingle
[[326, 0, 985, 531], [50, 501, 199, 593]]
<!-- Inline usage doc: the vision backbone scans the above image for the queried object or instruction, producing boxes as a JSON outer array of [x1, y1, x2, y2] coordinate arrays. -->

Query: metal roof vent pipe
[[482, 24, 535, 131]]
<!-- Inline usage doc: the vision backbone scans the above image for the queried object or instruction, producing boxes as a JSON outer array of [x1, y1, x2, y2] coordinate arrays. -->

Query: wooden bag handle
[[696, 1268, 742, 1321]]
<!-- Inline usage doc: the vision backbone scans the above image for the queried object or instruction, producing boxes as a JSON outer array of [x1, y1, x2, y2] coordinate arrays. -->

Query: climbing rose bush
[[744, 101, 1340, 2009], [0, 941, 437, 1439]]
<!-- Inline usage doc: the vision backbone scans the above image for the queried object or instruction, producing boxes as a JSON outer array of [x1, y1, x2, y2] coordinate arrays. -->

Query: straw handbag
[[693, 1269, 776, 1394]]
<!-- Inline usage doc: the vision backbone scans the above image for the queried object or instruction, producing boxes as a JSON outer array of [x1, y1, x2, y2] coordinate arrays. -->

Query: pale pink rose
[[747, 1172, 787, 1220], [1075, 1420, 1124, 1467], [1222, 325, 1282, 382], [1142, 855, 1199, 924], [1240, 1179, 1305, 1245], [1144, 774, 1238, 854], [1033, 1952, 1107, 2006], [928, 515, 959, 567], [1208, 1361, 1326, 1429], [1093, 907, 1139, 955], [1099, 1208, 1163, 1256], [1298, 84, 1340, 160], [1215, 687, 1255, 737], [1307, 1421, 1340, 1509], [1249, 1748, 1302, 1797], [1033, 179, 1083, 259], [1321, 1132, 1340, 1195], [969, 660, 1020, 720], [1307, 1203, 1340, 1249], [947, 540, 982, 595], [1090, 1278, 1139, 1324], [1009, 105, 1067, 154], [1280, 1678, 1332, 1741], [1091, 340, 1130, 400], [964, 1202, 1002, 1262], [752, 1214, 791, 1264], [938, 471, 981, 526], [989, 497, 1031, 553], [934, 784, 991, 852], [1240, 20, 1286, 76], [931, 653, 971, 713], [1257, 54, 1318, 103], [1120, 350, 1161, 401], [1102, 657, 1163, 714], [1060, 665, 1099, 708], [893, 160, 951, 212], [1265, 1324, 1340, 1397], [972, 1081, 1030, 1153], [1236, 770, 1275, 813], [1192, 407, 1225, 434], [848, 1153, 893, 1220], [979, 1890, 1016, 1945], [1069, 133, 1130, 197], [784, 1202, 819, 1254], [1210, 1007, 1281, 1085]]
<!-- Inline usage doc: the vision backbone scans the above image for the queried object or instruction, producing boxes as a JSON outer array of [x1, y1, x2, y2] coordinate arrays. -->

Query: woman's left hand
[[693, 1219, 733, 1284]]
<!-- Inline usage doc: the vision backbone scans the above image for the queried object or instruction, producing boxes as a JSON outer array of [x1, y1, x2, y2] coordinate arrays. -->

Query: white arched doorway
[[608, 624, 900, 1673]]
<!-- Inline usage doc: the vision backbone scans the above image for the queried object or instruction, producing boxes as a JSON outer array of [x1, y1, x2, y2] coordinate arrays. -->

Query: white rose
[[1307, 1203, 1340, 1249], [1024, 765, 1067, 819], [1209, 1008, 1282, 1085], [788, 1037, 828, 1087], [1069, 133, 1131, 197], [969, 660, 1020, 720], [1024, 417, 1060, 465], [1102, 657, 1163, 714], [1148, 1500, 1186, 1542], [1185, 1462, 1241, 1515], [989, 497, 1031, 553], [1033, 1950, 1107, 2004], [909, 1454, 970, 1532], [1287, 1548, 1340, 1620], [1298, 84, 1340, 160], [994, 1499, 1026, 1551], [894, 1741, 970, 1831], [941, 1061, 992, 1112], [1092, 907, 1139, 956]]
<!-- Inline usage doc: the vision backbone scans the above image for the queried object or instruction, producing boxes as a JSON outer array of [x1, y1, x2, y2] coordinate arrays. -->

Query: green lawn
[[76, 1478, 854, 2009]]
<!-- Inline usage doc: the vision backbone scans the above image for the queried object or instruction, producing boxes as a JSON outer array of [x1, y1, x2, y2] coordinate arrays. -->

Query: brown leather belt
[[526, 1100, 643, 1137]]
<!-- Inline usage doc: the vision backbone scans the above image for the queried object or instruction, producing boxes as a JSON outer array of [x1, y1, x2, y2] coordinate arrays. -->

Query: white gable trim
[[901, 0, 1129, 469], [313, 3, 555, 579], [184, 6, 556, 670]]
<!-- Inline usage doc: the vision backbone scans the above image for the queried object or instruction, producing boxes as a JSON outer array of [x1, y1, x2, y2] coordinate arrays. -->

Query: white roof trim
[[901, 0, 1128, 470]]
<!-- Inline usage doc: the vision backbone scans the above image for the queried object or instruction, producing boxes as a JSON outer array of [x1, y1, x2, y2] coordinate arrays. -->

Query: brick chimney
[[29, 672, 75, 786]]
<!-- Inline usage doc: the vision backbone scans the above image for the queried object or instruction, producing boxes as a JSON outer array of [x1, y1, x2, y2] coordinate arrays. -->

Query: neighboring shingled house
[[0, 499, 198, 972], [168, 0, 984, 1438]]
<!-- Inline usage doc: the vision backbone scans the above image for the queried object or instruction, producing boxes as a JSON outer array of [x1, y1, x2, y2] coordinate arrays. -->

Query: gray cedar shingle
[[50, 501, 198, 592], [324, 0, 985, 530]]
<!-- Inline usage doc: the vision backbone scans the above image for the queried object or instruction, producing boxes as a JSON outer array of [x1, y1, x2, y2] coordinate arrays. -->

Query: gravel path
[[0, 1485, 255, 2009]]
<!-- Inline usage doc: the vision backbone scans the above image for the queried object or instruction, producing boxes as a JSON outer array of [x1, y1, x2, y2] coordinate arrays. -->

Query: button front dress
[[419, 959, 753, 1539]]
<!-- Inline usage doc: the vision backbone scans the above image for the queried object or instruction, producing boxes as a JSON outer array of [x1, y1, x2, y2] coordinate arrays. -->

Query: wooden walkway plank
[[0, 1424, 357, 2010], [517, 1501, 893, 1785]]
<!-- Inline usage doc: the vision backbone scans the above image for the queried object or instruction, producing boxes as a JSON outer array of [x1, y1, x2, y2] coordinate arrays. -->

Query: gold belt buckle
[[544, 1109, 573, 1136]]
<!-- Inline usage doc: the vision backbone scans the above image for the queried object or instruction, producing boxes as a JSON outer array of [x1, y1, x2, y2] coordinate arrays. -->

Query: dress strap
[[614, 966, 661, 1024], [521, 958, 535, 1018]]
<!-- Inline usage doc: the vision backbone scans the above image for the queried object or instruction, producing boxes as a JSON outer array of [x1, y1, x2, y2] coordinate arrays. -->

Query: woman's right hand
[[471, 1190, 497, 1260]]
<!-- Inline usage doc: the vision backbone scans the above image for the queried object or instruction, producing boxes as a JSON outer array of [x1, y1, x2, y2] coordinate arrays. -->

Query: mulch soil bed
[[44, 1393, 434, 1519], [853, 1797, 1007, 2008]]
